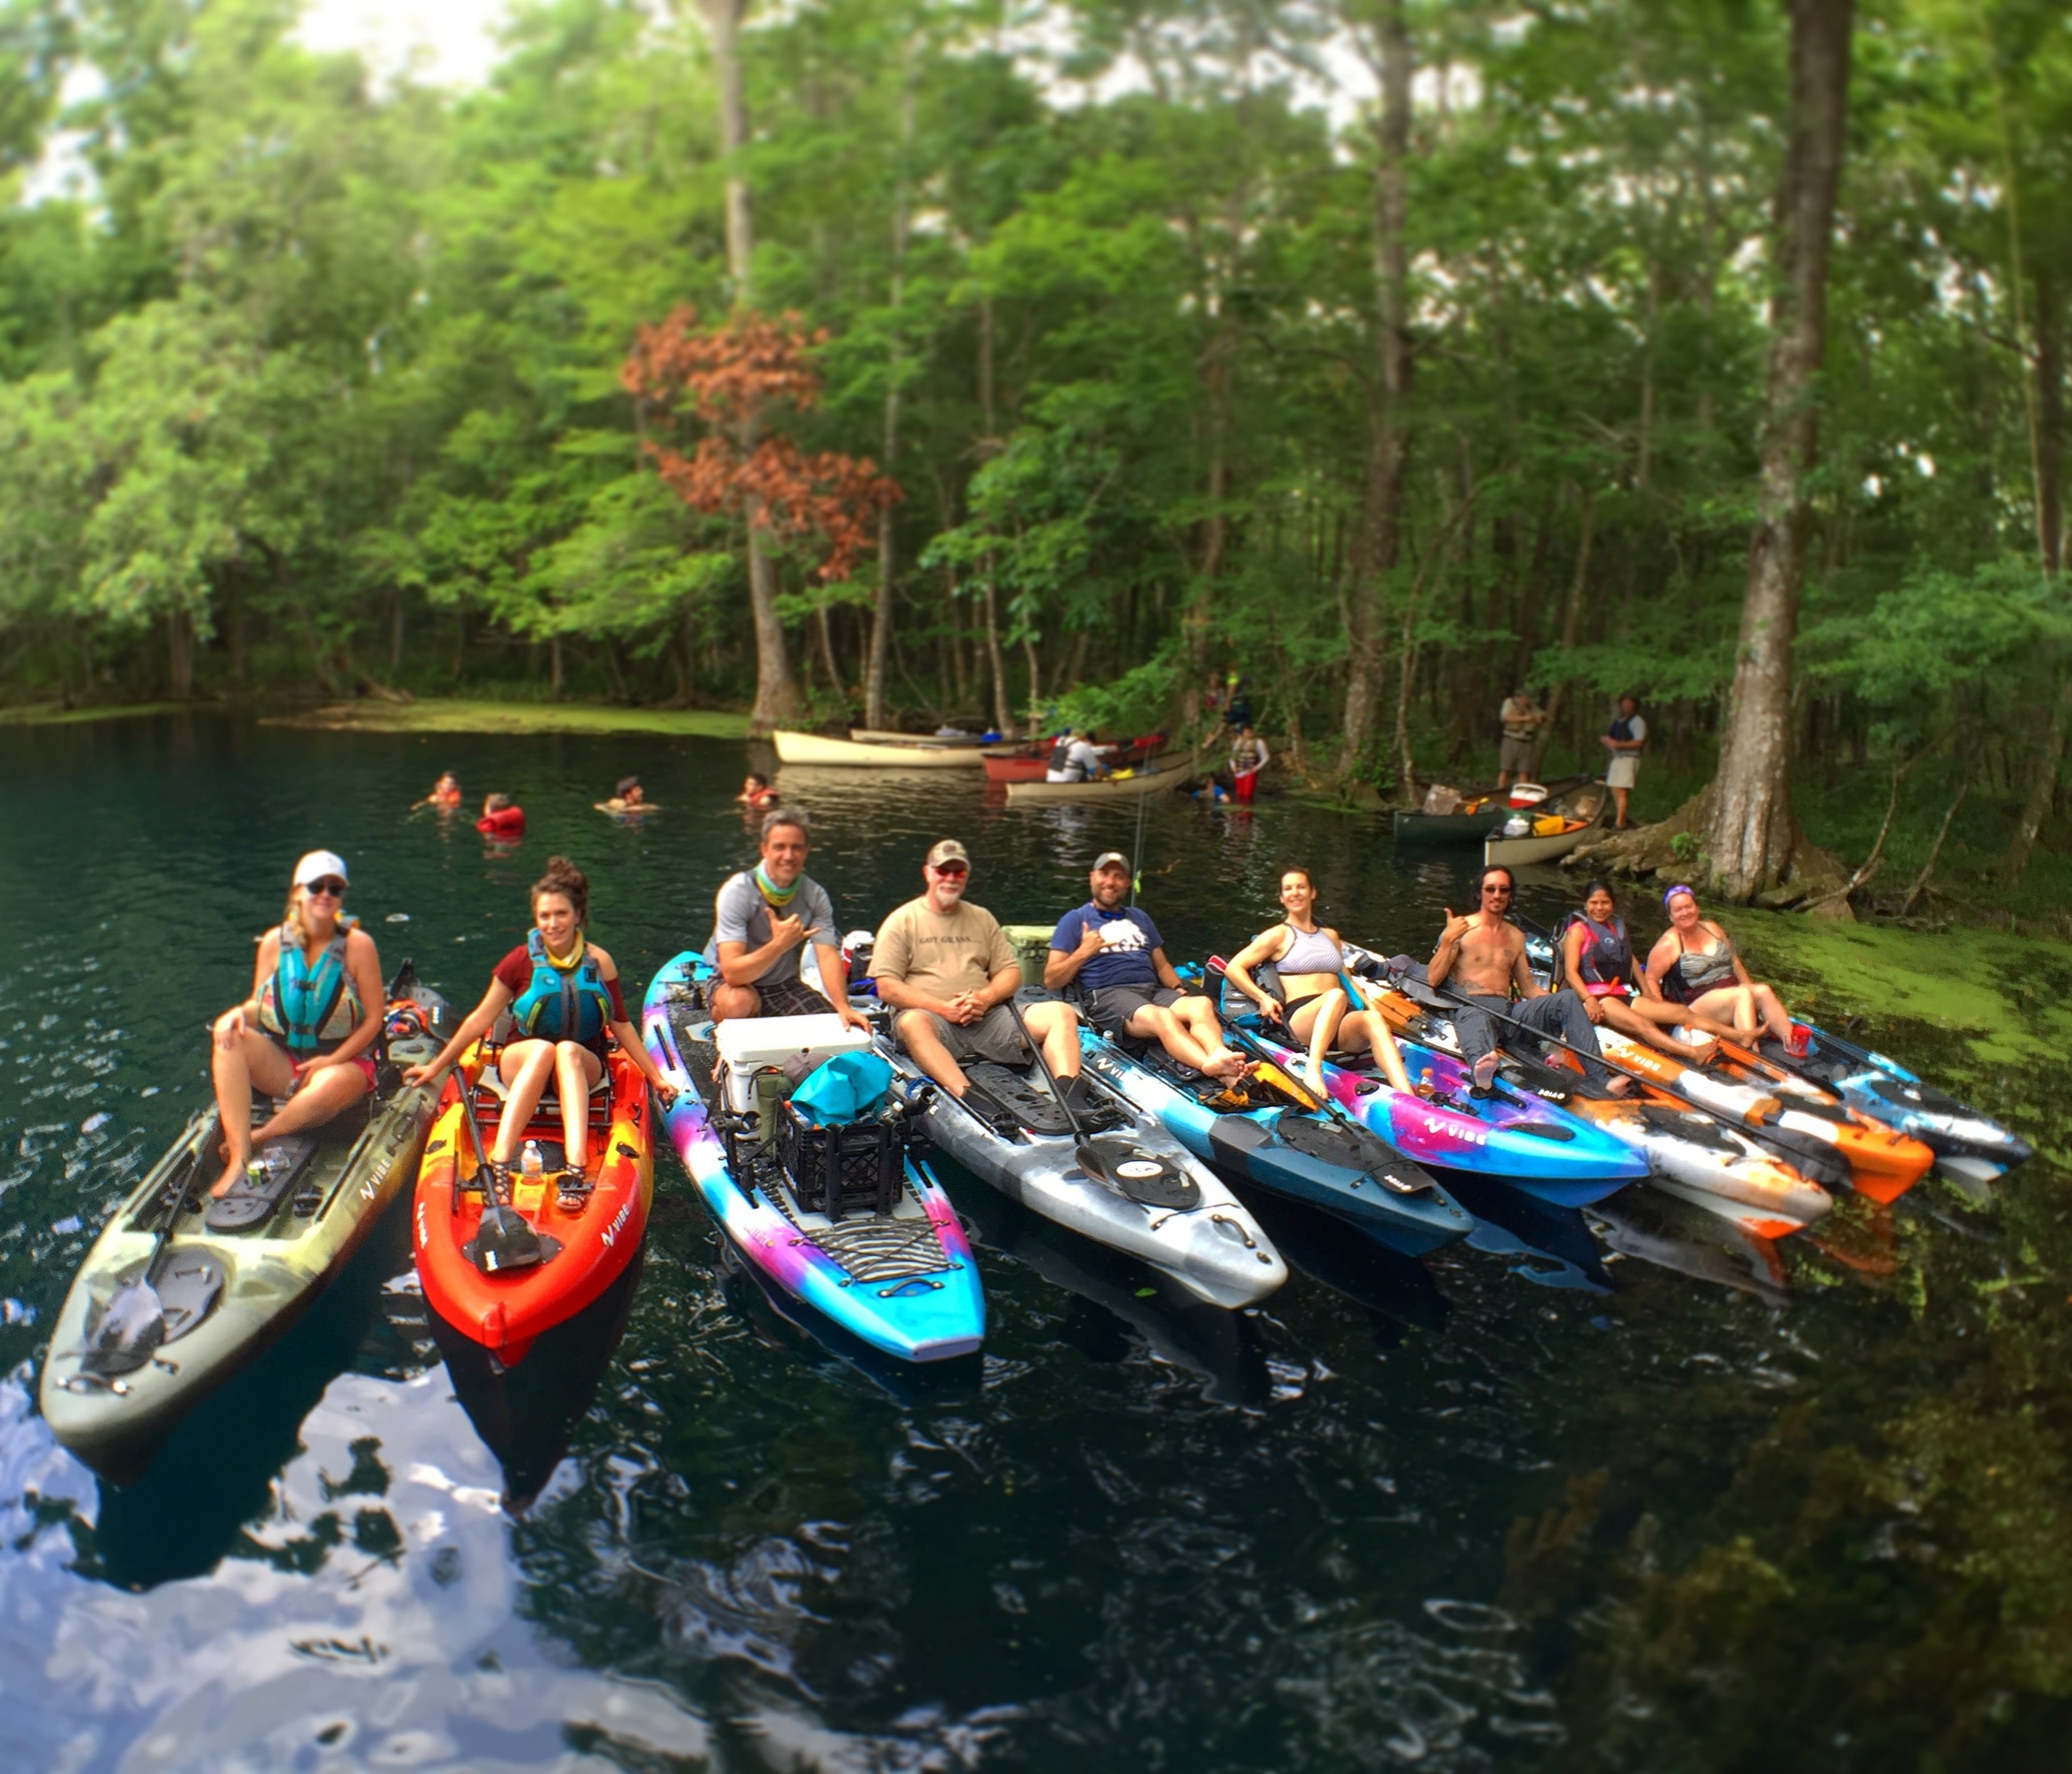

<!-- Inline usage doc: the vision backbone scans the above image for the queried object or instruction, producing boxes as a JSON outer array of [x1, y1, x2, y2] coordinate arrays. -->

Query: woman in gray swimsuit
[[1225, 867, 1412, 1091], [1641, 884, 1801, 1049]]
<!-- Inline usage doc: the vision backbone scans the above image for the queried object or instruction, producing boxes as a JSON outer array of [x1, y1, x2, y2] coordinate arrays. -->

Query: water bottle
[[1503, 813, 1531, 838], [514, 1139, 546, 1213]]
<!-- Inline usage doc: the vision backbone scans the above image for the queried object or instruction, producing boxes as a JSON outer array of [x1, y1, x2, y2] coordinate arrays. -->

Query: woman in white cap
[[208, 850, 386, 1195]]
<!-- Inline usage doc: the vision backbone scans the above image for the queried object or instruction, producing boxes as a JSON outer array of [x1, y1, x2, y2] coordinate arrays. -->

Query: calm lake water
[[0, 714, 2055, 1772]]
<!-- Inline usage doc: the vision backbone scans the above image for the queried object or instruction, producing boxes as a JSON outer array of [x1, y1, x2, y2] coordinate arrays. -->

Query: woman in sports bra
[[1641, 884, 1801, 1050], [1225, 867, 1412, 1091], [209, 849, 387, 1196], [1560, 882, 1737, 1060]]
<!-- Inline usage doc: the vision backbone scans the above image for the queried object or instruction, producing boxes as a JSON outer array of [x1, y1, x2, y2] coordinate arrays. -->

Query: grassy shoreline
[[0, 696, 754, 740]]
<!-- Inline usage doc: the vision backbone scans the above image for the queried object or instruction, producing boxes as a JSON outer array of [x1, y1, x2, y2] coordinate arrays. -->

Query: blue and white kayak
[[1749, 1025, 2031, 1184]]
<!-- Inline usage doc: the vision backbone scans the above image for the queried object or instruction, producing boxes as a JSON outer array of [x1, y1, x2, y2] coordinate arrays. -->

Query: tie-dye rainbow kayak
[[1242, 1027, 1646, 1208], [641, 952, 983, 1363]]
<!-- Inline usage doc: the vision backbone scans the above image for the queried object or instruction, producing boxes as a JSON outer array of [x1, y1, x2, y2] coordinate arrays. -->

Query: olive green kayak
[[38, 966, 452, 1481]]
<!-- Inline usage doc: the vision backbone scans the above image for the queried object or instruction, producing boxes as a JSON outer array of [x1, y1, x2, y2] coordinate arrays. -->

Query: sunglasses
[[305, 878, 347, 899], [1481, 883, 1514, 896], [931, 863, 969, 878]]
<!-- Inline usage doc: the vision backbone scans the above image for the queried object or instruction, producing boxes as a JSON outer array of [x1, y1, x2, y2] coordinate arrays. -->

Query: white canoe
[[1004, 767, 1185, 804], [1482, 783, 1609, 867], [849, 727, 992, 747], [774, 730, 988, 767]]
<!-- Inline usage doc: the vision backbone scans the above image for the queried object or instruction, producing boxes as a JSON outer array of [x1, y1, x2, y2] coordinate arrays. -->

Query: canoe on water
[[40, 965, 453, 1481], [775, 730, 987, 767], [1004, 766, 1186, 805], [1392, 775, 1592, 844], [982, 733, 1174, 783], [849, 727, 992, 747], [413, 1035, 654, 1365], [1482, 782, 1610, 867]]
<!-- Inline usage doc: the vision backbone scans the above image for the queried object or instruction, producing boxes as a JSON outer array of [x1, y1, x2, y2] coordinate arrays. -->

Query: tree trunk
[[698, 0, 796, 732], [1339, 0, 1413, 780], [1533, 487, 1596, 775], [2037, 271, 2064, 573], [389, 593, 405, 674], [865, 47, 916, 732], [1705, 0, 1854, 900], [2004, 672, 2071, 886], [167, 608, 194, 699], [550, 633, 564, 695], [975, 289, 1012, 735]]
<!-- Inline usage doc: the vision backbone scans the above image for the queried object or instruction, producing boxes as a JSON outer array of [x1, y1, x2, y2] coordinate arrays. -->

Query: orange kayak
[[414, 1040, 653, 1364], [1596, 1032, 1933, 1204]]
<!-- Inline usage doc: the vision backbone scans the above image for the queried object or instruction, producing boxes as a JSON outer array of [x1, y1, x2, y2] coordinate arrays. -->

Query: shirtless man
[[1427, 864, 1629, 1096]]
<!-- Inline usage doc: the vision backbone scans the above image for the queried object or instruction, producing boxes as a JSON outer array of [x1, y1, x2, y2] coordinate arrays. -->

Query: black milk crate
[[775, 1100, 904, 1221]]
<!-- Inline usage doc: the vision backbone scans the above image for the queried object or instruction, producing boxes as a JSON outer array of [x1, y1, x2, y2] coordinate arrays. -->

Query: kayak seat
[[476, 1061, 611, 1127], [205, 1131, 321, 1232]]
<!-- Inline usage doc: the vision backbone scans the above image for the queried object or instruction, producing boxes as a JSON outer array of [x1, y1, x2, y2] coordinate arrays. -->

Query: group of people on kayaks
[[212, 792, 1801, 1200], [687, 805, 1806, 1128]]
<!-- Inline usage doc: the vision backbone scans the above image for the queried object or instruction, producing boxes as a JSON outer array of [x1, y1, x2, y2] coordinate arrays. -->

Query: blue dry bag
[[790, 1050, 895, 1126]]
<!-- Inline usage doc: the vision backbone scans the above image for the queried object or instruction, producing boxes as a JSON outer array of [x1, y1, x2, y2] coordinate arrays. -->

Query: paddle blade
[[80, 1279, 167, 1378], [466, 1205, 546, 1275]]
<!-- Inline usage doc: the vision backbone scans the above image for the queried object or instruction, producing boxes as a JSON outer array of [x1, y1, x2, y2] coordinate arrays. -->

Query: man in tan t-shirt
[[872, 838, 1086, 1102]]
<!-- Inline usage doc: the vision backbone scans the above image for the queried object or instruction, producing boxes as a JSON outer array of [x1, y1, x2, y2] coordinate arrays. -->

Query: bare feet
[[1203, 1053, 1249, 1083], [1605, 1076, 1633, 1097], [1472, 1053, 1500, 1092], [211, 1158, 257, 1198]]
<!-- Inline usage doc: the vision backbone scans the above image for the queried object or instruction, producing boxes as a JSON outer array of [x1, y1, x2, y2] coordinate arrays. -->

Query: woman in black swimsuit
[[1640, 884, 1801, 1050]]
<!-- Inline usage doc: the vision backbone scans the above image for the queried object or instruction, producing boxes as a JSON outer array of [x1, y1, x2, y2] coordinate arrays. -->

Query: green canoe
[[38, 965, 452, 1481]]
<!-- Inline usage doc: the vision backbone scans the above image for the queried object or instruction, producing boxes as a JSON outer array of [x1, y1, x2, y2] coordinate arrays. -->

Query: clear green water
[[0, 716, 2060, 1770]]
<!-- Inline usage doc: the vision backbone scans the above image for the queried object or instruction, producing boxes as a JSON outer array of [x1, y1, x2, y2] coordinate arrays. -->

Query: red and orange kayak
[[414, 1041, 653, 1365]]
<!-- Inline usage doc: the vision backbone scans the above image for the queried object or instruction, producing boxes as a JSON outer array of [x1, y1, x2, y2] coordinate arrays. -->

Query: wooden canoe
[[1004, 767, 1184, 804], [773, 730, 988, 767]]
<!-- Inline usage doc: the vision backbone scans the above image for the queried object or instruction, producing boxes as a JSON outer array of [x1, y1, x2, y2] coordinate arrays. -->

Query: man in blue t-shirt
[[1046, 852, 1247, 1081]]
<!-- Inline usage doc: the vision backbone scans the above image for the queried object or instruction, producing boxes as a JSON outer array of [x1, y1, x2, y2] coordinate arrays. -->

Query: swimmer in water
[[413, 771, 461, 810], [737, 772, 780, 810], [596, 775, 657, 817]]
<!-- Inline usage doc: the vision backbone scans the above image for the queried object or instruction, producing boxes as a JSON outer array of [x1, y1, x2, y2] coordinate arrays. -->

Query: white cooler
[[712, 1013, 872, 1115]]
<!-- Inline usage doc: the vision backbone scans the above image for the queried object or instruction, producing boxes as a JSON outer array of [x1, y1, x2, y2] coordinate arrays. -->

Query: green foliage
[[0, 0, 2060, 897]]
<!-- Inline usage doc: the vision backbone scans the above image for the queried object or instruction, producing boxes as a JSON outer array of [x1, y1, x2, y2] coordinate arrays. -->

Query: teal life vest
[[260, 925, 360, 1055], [511, 930, 612, 1045]]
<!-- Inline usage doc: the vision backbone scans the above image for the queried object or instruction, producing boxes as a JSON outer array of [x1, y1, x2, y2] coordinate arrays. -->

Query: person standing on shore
[[1497, 688, 1547, 790], [1601, 695, 1646, 829]]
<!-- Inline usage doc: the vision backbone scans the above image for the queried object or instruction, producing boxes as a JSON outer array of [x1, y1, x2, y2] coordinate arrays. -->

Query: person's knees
[[894, 1010, 932, 1044], [709, 984, 757, 1020]]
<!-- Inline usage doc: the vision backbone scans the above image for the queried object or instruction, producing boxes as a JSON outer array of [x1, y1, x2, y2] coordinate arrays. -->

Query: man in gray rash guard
[[703, 808, 869, 1029]]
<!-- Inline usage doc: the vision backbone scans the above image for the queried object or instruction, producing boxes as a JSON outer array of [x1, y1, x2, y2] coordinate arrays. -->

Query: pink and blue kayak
[[642, 952, 983, 1363], [1246, 1028, 1647, 1208]]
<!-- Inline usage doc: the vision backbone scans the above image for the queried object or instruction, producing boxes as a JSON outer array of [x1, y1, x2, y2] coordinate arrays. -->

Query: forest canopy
[[0, 0, 2066, 901]]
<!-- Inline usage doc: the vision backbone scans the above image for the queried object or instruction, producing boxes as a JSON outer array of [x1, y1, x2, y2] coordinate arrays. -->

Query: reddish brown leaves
[[622, 305, 901, 582]]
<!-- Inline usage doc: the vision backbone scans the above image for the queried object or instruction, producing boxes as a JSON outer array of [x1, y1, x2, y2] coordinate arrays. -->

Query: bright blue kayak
[[641, 952, 984, 1363]]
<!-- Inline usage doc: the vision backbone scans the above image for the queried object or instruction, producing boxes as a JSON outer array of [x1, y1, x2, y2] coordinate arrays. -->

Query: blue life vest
[[260, 925, 359, 1054], [511, 931, 612, 1045]]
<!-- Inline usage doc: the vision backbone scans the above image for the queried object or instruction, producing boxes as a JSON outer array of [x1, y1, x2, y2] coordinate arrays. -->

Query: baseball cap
[[293, 849, 350, 888], [1091, 851, 1131, 872], [925, 838, 970, 869]]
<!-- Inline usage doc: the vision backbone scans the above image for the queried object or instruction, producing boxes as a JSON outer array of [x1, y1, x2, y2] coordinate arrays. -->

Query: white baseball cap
[[293, 849, 350, 888]]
